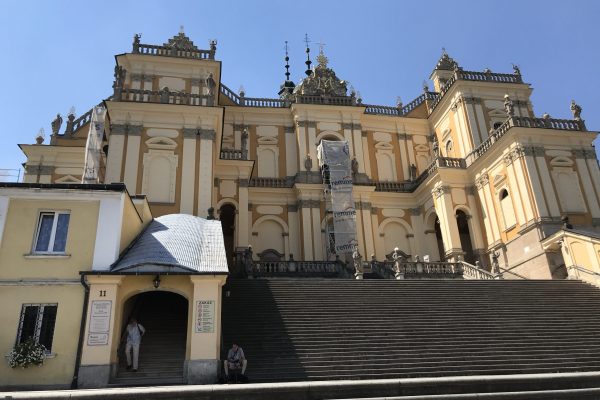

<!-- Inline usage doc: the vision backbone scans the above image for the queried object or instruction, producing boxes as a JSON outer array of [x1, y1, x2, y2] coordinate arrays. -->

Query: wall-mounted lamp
[[153, 274, 161, 289]]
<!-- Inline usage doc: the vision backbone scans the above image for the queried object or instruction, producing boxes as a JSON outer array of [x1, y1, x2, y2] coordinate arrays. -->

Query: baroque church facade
[[23, 31, 598, 277], [1, 31, 599, 389]]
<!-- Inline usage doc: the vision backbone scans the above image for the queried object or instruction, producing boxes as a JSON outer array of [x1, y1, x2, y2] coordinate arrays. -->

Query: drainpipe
[[71, 274, 90, 389]]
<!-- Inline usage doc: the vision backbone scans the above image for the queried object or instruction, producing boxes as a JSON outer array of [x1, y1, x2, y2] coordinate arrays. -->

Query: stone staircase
[[110, 292, 187, 386], [221, 279, 600, 383]]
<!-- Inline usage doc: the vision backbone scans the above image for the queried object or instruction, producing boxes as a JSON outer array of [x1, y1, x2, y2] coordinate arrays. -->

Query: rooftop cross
[[179, 25, 185, 34]]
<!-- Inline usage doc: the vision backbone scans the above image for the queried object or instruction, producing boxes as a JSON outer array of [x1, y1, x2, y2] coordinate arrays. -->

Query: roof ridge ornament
[[164, 31, 199, 51], [435, 48, 459, 71], [316, 40, 328, 67]]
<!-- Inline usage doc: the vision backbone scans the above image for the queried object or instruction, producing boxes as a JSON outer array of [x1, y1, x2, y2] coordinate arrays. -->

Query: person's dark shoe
[[126, 365, 132, 370], [132, 369, 137, 372]]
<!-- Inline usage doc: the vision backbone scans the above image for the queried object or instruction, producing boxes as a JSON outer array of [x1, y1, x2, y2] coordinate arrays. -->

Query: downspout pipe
[[71, 274, 90, 389]]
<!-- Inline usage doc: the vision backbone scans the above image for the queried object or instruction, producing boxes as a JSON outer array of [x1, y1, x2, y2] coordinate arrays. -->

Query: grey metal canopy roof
[[111, 214, 228, 274]]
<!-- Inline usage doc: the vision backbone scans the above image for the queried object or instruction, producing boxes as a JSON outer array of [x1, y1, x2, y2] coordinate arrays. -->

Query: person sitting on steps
[[224, 342, 247, 382]]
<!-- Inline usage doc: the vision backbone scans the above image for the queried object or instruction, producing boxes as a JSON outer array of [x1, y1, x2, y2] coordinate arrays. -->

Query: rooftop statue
[[50, 113, 63, 136], [570, 100, 582, 121]]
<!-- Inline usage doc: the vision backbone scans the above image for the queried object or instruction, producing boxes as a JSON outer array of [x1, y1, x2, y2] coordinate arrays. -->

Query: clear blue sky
[[1, 0, 599, 175]]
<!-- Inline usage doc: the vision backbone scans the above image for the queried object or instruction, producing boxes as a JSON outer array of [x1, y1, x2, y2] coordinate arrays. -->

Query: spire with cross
[[278, 41, 296, 98], [304, 34, 313, 77]]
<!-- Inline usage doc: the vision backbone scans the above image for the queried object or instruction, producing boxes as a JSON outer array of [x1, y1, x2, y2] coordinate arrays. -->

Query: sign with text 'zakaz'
[[195, 300, 215, 333]]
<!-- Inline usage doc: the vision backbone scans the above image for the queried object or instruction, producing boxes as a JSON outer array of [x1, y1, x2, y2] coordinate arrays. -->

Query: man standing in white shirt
[[125, 317, 146, 372]]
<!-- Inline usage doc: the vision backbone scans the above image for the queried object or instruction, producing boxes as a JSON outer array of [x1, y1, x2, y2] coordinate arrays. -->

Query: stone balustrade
[[460, 261, 499, 280], [250, 260, 343, 278], [465, 116, 587, 166], [118, 88, 214, 106], [296, 95, 355, 106], [220, 149, 245, 160], [134, 43, 215, 60], [249, 177, 294, 188], [429, 69, 523, 113]]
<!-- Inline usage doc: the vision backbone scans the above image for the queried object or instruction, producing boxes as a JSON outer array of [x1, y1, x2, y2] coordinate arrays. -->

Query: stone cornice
[[183, 128, 197, 139], [24, 165, 54, 175], [199, 129, 216, 140], [297, 199, 320, 208]]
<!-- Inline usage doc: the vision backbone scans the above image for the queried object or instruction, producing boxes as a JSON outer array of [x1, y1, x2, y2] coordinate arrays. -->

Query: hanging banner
[[317, 140, 357, 254], [82, 106, 106, 183]]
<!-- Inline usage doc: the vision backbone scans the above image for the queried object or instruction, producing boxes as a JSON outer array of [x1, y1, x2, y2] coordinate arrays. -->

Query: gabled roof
[[111, 214, 228, 274]]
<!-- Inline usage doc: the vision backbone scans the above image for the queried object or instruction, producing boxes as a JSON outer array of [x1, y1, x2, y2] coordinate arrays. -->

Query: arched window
[[445, 140, 454, 157], [499, 189, 516, 229]]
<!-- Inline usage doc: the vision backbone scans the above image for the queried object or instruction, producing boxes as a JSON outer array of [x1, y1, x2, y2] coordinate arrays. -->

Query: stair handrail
[[498, 267, 528, 280], [567, 264, 600, 288], [460, 261, 500, 280]]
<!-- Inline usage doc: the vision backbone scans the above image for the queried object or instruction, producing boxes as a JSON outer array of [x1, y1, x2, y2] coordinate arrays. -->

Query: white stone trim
[[91, 194, 125, 270]]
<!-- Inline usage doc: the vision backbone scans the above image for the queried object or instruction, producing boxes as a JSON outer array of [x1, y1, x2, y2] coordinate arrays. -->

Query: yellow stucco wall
[[119, 198, 144, 253], [0, 285, 84, 388], [0, 199, 99, 280]]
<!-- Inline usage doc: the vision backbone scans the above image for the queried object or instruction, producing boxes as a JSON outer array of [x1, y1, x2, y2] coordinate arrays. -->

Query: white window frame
[[32, 211, 70, 254], [16, 303, 58, 354]]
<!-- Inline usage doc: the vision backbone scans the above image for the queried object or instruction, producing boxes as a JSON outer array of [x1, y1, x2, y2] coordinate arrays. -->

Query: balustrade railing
[[460, 261, 499, 280], [364, 104, 401, 116], [220, 149, 245, 160], [250, 260, 342, 277], [456, 70, 523, 84], [220, 83, 241, 104], [249, 177, 294, 188], [119, 88, 214, 106], [240, 97, 288, 108], [296, 95, 356, 106], [429, 70, 523, 113], [372, 260, 463, 278], [437, 157, 466, 169], [567, 265, 600, 288], [364, 92, 438, 117], [465, 116, 586, 166], [135, 43, 214, 60]]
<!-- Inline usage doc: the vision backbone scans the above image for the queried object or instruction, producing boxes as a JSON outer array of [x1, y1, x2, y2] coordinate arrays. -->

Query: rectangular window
[[16, 304, 58, 352], [33, 212, 70, 253]]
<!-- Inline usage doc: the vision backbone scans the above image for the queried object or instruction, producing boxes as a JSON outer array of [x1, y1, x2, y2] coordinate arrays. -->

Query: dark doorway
[[219, 204, 236, 269], [434, 217, 445, 261], [456, 210, 475, 264], [116, 291, 188, 384]]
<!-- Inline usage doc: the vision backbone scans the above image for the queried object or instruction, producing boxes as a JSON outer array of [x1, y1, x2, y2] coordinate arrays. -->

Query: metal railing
[[567, 265, 600, 287], [0, 168, 22, 183]]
